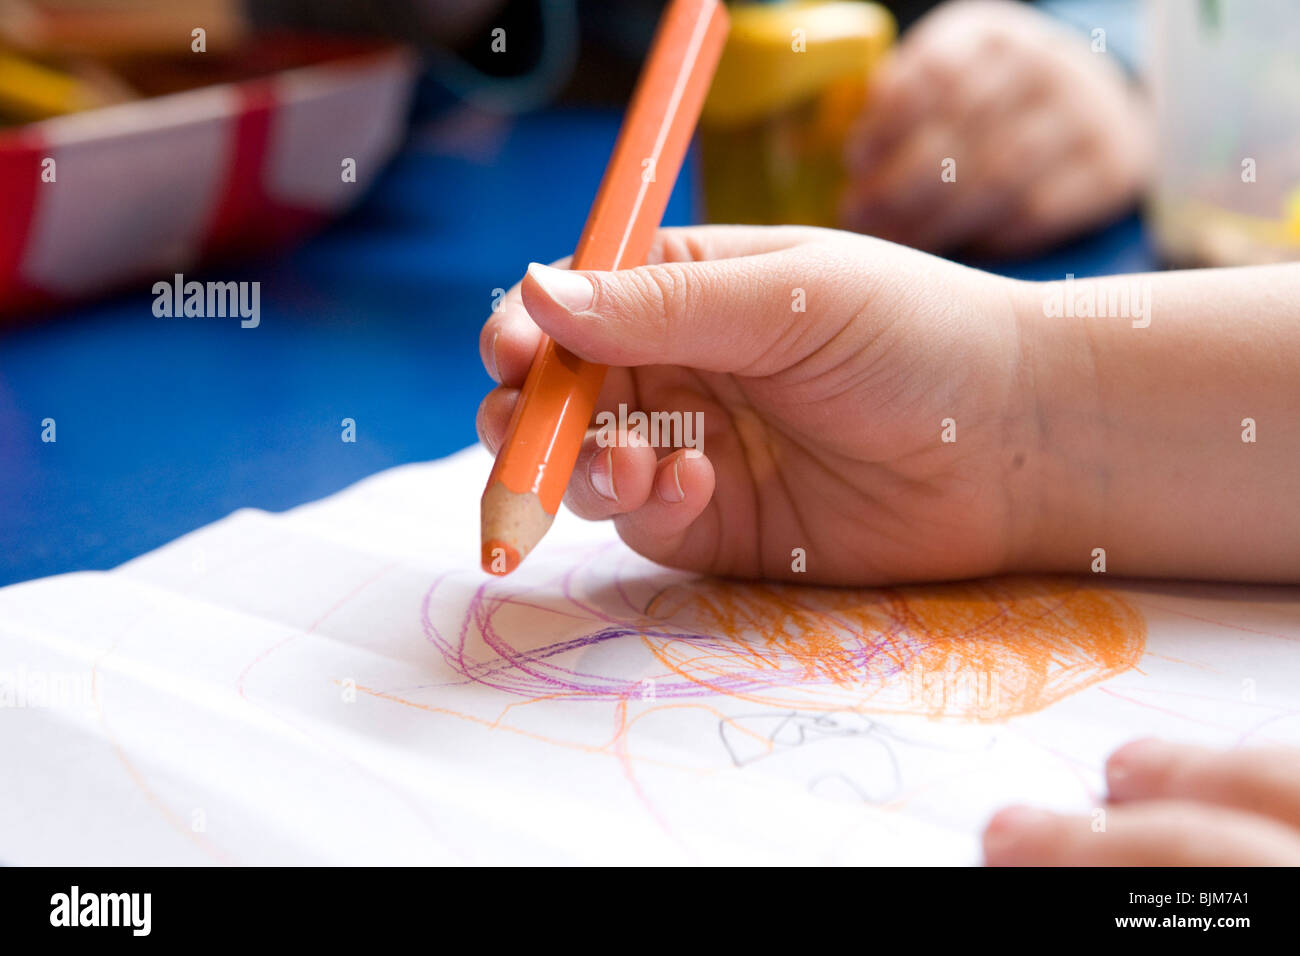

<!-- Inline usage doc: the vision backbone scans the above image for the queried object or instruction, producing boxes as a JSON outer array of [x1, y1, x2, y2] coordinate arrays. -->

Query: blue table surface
[[0, 107, 1160, 587]]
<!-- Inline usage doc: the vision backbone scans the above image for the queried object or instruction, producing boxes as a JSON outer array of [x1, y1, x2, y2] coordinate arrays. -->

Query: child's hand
[[479, 226, 1300, 585], [841, 0, 1152, 256], [984, 740, 1300, 865], [479, 225, 1037, 584]]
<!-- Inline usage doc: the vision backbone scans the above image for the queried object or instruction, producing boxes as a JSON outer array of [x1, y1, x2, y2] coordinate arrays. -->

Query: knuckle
[[1028, 54, 1066, 94], [649, 228, 701, 265], [916, 54, 959, 90], [978, 27, 1014, 58], [631, 264, 690, 341]]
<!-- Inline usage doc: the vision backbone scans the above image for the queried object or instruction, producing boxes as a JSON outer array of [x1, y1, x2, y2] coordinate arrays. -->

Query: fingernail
[[1107, 738, 1170, 798], [658, 456, 686, 503], [475, 402, 495, 454], [986, 805, 1055, 836], [528, 263, 594, 313], [485, 329, 501, 382], [589, 447, 617, 501], [982, 806, 1055, 865]]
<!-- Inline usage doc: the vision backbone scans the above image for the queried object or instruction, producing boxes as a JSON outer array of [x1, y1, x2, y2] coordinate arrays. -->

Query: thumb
[[519, 248, 847, 375]]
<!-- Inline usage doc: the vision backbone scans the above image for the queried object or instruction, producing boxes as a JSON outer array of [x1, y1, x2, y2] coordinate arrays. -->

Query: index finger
[[479, 225, 827, 385], [1106, 739, 1300, 831]]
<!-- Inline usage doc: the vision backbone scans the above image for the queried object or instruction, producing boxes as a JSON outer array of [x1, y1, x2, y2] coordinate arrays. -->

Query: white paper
[[2, 446, 1298, 865]]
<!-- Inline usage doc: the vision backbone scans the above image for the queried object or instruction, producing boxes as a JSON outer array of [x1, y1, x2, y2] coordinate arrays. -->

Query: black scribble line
[[807, 771, 892, 803], [718, 708, 999, 803]]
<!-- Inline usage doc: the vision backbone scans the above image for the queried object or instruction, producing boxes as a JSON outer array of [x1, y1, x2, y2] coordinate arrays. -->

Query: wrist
[[999, 276, 1109, 575]]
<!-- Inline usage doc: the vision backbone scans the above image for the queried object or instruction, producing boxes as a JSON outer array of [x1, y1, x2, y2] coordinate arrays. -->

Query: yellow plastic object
[[1287, 187, 1300, 241], [0, 51, 88, 121], [700, 1, 894, 226], [1146, 0, 1300, 265], [1150, 190, 1300, 268]]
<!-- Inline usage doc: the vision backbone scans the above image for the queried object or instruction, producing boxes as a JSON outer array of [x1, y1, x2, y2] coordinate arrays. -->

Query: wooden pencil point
[[481, 481, 556, 575]]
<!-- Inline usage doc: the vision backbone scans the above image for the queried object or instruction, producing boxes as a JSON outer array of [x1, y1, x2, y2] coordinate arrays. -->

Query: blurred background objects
[[0, 0, 1293, 586], [1146, 0, 1300, 266]]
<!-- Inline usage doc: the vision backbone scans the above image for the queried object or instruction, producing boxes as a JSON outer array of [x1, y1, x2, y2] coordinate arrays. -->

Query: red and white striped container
[[0, 41, 417, 319]]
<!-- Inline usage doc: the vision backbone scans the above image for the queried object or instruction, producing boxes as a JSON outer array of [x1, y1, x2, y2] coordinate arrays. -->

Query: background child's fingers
[[899, 109, 1070, 252], [983, 801, 1300, 866], [841, 122, 954, 236], [845, 13, 981, 173], [947, 50, 1044, 137], [971, 161, 1117, 259], [1106, 739, 1300, 830], [845, 48, 946, 173], [475, 386, 518, 453], [562, 431, 657, 520], [613, 450, 717, 569]]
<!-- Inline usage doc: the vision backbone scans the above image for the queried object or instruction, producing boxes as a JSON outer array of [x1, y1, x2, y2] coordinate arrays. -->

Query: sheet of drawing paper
[[2, 446, 1298, 864]]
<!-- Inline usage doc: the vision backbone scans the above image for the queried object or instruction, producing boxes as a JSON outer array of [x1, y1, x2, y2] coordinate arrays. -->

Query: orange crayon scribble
[[345, 680, 735, 776], [92, 641, 234, 865], [645, 576, 1146, 721]]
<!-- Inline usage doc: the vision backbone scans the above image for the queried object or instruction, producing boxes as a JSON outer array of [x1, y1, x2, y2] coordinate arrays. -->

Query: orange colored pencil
[[480, 0, 728, 574], [481, 0, 729, 576]]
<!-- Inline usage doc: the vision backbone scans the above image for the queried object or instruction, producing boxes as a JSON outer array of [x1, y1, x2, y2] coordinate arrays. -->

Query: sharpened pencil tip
[[480, 480, 557, 575], [481, 539, 521, 576]]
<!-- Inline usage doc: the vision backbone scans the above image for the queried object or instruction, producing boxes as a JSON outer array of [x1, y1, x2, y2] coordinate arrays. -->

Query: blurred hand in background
[[841, 0, 1154, 258]]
